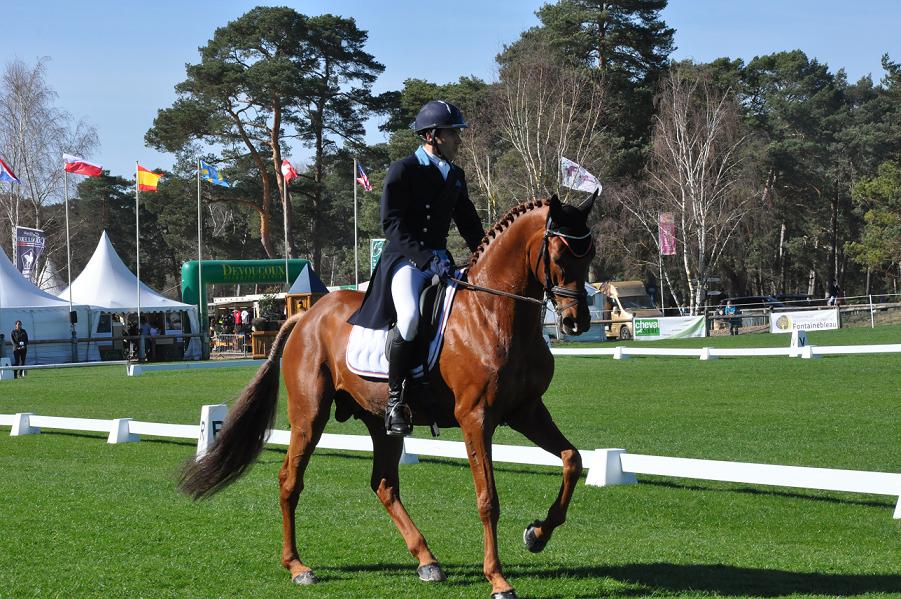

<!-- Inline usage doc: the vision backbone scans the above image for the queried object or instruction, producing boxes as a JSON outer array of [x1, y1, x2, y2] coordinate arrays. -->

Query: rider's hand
[[429, 255, 453, 282]]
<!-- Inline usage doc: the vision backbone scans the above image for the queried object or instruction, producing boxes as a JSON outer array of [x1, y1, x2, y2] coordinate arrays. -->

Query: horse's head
[[541, 192, 597, 335]]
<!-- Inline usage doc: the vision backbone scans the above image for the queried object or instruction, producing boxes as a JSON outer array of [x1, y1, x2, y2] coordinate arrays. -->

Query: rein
[[450, 213, 592, 315]]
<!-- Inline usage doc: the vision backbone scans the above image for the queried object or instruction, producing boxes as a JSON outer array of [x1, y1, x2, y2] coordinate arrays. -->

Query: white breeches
[[390, 262, 431, 341]]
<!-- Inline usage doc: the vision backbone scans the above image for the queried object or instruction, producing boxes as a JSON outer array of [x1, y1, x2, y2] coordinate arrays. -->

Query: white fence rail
[[3, 407, 899, 519], [549, 343, 901, 360]]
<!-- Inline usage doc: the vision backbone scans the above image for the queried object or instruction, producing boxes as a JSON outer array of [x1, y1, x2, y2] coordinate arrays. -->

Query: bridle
[[537, 213, 593, 314], [449, 213, 593, 317]]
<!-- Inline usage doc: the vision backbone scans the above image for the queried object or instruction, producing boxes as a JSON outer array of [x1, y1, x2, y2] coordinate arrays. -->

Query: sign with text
[[14, 226, 46, 283], [634, 316, 705, 341], [770, 309, 839, 333], [370, 238, 386, 274]]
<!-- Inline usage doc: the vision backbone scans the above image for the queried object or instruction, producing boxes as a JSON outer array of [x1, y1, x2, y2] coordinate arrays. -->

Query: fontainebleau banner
[[14, 225, 46, 283], [770, 309, 839, 333]]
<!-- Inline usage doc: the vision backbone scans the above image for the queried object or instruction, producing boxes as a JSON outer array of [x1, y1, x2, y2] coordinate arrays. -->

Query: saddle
[[345, 272, 461, 380]]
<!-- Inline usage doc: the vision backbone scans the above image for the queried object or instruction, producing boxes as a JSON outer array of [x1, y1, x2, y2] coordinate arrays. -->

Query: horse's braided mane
[[467, 197, 549, 269]]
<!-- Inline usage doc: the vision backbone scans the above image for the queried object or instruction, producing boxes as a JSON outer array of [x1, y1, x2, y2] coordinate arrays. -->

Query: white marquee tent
[[59, 232, 200, 360], [0, 245, 96, 365]]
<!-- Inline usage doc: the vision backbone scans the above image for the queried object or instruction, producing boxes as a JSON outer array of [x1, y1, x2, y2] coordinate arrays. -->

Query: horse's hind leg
[[505, 399, 582, 554], [279, 374, 332, 585], [363, 416, 444, 582]]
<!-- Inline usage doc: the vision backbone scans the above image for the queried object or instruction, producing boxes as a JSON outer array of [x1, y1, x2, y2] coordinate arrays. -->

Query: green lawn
[[1, 325, 899, 598]]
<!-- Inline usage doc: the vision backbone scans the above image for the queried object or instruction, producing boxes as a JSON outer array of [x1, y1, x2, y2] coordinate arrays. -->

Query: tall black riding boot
[[386, 334, 415, 436]]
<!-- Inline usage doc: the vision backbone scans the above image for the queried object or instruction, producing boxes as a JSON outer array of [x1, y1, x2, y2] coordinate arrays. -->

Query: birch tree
[[496, 40, 607, 200], [622, 67, 751, 313], [0, 58, 97, 265]]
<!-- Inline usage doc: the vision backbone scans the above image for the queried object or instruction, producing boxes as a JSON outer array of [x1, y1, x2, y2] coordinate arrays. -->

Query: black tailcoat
[[348, 147, 485, 329]]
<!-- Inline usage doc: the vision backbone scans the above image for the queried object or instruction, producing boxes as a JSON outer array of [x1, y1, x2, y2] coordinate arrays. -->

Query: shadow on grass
[[643, 479, 897, 510], [322, 561, 901, 596]]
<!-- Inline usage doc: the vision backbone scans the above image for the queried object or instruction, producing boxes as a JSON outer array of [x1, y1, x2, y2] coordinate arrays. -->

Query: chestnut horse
[[180, 194, 596, 598]]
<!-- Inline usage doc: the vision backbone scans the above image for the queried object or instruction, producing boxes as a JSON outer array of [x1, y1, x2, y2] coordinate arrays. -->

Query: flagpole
[[283, 173, 290, 287], [64, 169, 78, 362], [353, 158, 359, 288], [135, 161, 143, 361], [64, 170, 73, 312], [197, 159, 205, 359]]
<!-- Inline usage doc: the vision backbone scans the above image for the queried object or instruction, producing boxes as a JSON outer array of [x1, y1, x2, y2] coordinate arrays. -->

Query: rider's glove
[[428, 255, 453, 282]]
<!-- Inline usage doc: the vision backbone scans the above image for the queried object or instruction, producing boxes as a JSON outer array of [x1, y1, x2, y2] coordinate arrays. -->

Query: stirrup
[[385, 402, 412, 436], [385, 384, 412, 437]]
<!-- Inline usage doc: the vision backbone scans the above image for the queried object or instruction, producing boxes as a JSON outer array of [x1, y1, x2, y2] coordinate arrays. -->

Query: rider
[[348, 100, 486, 436]]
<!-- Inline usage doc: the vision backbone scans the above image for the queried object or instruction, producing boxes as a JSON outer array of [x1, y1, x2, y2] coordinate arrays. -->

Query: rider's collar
[[415, 146, 431, 166]]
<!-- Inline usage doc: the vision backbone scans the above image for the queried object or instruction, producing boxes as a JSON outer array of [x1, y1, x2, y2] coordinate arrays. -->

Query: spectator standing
[[723, 300, 741, 335], [240, 308, 250, 333], [11, 320, 28, 378], [827, 279, 844, 306]]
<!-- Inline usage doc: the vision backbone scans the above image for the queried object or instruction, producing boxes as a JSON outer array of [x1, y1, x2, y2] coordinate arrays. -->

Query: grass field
[[1, 325, 900, 598]]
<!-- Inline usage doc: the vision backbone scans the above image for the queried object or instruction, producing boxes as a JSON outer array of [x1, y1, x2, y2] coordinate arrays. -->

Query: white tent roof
[[59, 231, 192, 312], [0, 244, 73, 308], [37, 258, 67, 296]]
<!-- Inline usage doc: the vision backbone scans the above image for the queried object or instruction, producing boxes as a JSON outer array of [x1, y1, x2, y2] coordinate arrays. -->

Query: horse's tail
[[179, 313, 304, 500]]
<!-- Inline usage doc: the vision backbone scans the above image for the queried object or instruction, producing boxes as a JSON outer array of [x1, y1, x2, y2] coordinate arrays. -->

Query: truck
[[591, 280, 663, 340]]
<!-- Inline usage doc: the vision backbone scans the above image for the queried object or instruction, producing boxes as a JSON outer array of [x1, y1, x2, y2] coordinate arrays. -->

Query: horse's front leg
[[505, 399, 582, 553], [458, 410, 517, 599]]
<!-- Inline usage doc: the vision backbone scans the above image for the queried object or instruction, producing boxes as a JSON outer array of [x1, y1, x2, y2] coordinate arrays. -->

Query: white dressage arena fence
[[549, 343, 901, 360], [2, 340, 899, 381], [2, 405, 899, 519]]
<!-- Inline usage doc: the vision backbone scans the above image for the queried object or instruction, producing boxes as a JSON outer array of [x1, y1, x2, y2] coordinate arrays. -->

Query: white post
[[790, 329, 808, 358], [399, 438, 419, 465], [585, 448, 637, 487], [11, 413, 39, 436], [196, 403, 228, 457], [869, 294, 875, 329], [353, 158, 359, 288], [108, 418, 139, 444], [699, 347, 716, 360]]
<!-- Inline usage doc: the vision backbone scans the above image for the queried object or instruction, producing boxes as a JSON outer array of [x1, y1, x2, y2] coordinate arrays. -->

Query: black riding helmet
[[413, 100, 468, 134]]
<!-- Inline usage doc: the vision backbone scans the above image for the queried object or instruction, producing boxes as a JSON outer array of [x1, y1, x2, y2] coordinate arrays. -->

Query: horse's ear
[[579, 188, 598, 215], [549, 194, 563, 222]]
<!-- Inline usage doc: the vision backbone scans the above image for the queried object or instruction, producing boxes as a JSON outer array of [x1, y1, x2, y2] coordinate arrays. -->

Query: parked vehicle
[[717, 295, 785, 311], [775, 293, 824, 308], [592, 280, 663, 340]]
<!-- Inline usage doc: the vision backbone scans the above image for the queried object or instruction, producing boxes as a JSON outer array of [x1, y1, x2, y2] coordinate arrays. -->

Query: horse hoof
[[523, 520, 547, 553], [491, 590, 518, 599], [292, 571, 318, 585], [417, 563, 446, 582]]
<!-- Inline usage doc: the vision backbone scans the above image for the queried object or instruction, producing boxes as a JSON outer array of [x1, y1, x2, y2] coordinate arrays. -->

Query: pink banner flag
[[659, 212, 676, 256]]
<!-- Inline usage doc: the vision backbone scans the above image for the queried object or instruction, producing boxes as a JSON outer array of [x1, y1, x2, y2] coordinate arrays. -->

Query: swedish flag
[[199, 160, 229, 187]]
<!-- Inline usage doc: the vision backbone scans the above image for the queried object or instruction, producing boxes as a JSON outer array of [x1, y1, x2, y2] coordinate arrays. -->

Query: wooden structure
[[251, 331, 278, 359], [285, 264, 330, 318]]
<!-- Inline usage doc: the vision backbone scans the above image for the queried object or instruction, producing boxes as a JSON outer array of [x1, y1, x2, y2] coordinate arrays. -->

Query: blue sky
[[2, 0, 898, 180]]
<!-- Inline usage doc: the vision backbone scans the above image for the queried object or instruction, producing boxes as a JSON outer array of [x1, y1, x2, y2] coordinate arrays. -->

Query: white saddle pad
[[346, 277, 460, 379]]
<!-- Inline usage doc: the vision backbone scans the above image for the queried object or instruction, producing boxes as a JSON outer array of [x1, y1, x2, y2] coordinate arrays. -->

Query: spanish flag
[[137, 164, 162, 191]]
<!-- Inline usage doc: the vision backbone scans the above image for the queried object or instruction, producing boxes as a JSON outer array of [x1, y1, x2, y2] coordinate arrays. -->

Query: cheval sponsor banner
[[770, 309, 840, 333], [634, 316, 706, 340], [14, 226, 46, 283]]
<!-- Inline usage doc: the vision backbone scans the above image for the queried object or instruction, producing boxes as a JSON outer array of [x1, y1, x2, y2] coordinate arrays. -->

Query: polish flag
[[63, 153, 103, 177], [281, 159, 298, 183]]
